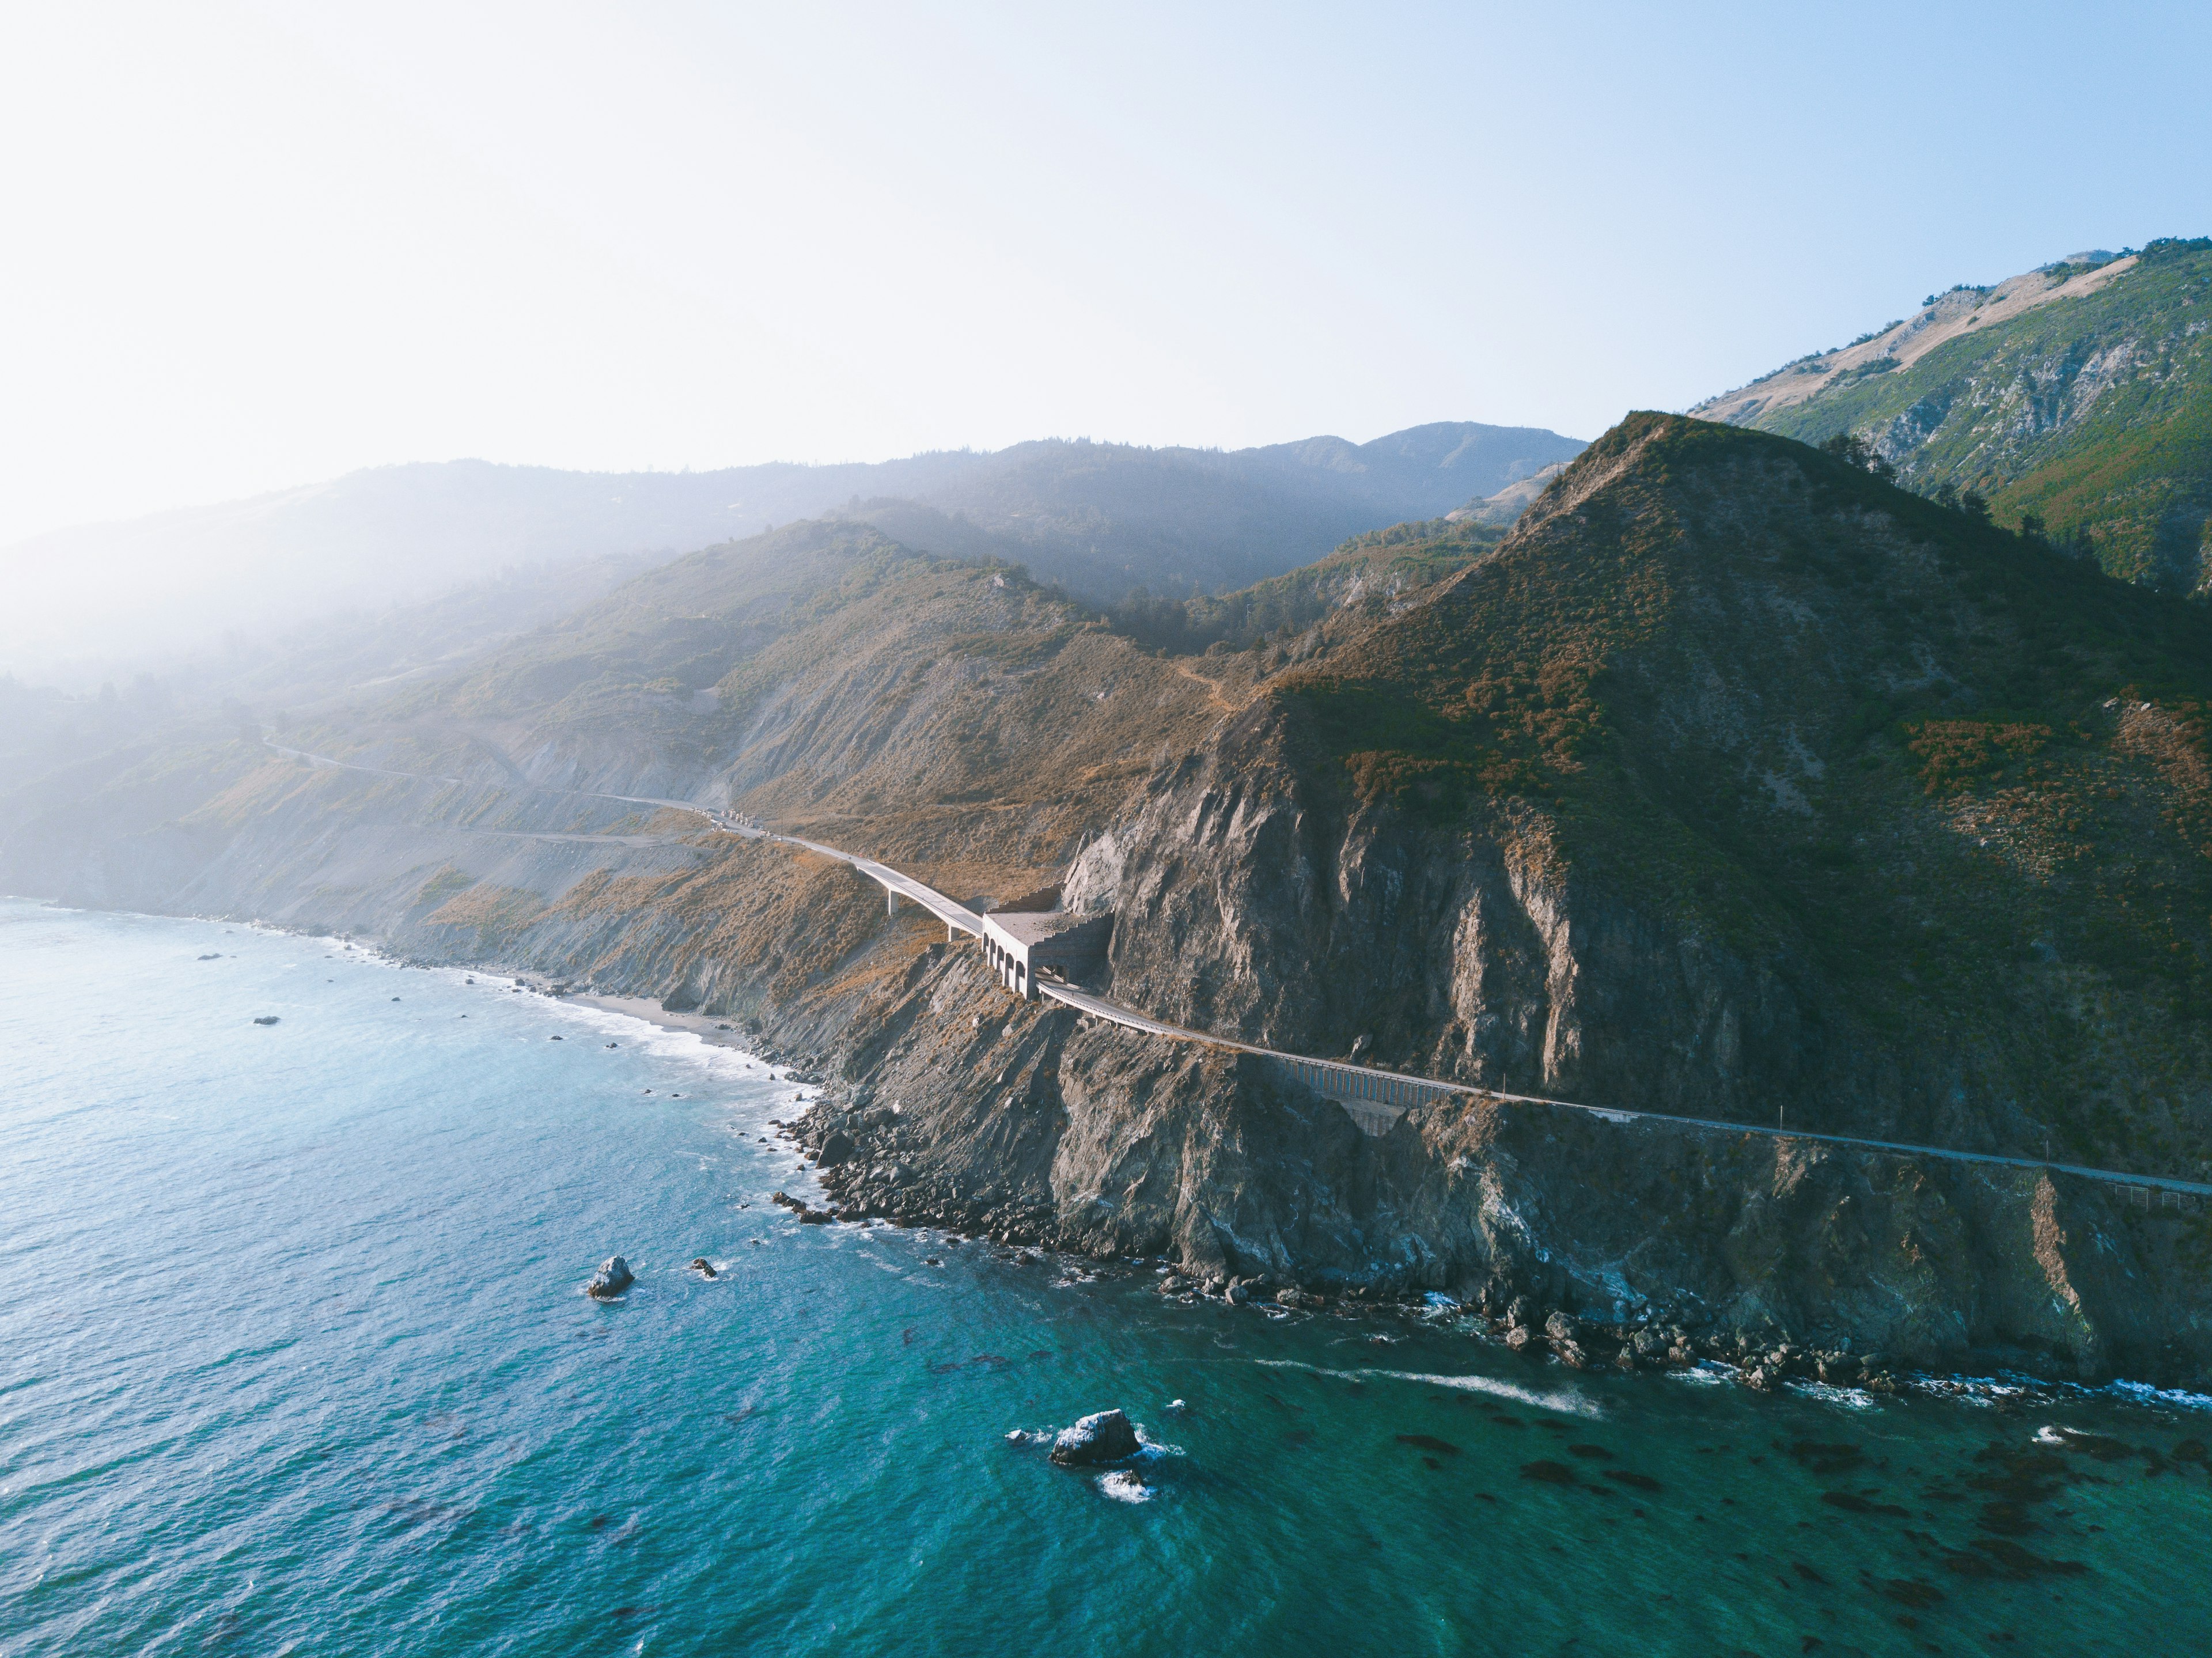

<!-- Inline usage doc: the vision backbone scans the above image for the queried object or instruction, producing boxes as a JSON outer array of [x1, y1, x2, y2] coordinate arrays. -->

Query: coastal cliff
[[9, 415, 2212, 1385]]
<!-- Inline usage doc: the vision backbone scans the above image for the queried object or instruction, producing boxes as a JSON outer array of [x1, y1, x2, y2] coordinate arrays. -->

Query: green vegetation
[[1747, 239, 2212, 591]]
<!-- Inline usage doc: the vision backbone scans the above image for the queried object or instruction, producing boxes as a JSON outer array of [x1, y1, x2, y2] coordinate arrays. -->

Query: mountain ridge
[[1693, 237, 2212, 592], [2, 422, 1584, 688]]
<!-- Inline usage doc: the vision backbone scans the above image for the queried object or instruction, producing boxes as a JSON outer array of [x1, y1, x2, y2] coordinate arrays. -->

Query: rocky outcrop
[[586, 1256, 634, 1298], [1050, 1409, 1140, 1467]]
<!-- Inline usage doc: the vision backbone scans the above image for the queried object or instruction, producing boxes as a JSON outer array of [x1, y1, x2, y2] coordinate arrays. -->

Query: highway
[[263, 740, 2212, 1201]]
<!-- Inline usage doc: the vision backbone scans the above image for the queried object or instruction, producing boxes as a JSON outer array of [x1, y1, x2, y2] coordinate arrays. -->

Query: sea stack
[[586, 1256, 635, 1298], [1049, 1409, 1139, 1467]]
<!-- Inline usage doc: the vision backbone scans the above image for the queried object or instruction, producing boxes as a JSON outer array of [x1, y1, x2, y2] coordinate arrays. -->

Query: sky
[[2, 1, 2208, 546]]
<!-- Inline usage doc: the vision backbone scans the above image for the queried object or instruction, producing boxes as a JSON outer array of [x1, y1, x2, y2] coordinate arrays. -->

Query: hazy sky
[[3, 1, 2207, 545]]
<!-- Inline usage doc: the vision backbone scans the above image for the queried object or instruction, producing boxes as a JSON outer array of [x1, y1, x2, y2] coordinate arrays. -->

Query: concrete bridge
[[264, 742, 2212, 1204]]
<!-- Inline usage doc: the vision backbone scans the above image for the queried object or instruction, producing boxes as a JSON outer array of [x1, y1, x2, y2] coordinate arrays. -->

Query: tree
[[1819, 429, 1897, 483]]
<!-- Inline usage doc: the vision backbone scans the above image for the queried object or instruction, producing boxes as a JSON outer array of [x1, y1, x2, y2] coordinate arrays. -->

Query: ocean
[[2, 897, 2206, 1656]]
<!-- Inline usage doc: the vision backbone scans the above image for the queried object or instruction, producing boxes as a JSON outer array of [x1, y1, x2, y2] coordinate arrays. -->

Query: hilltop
[[1693, 239, 2212, 591]]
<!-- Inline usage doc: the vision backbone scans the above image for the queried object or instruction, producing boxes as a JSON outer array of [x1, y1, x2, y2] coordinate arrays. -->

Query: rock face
[[586, 1256, 634, 1298], [1049, 1409, 1140, 1467]]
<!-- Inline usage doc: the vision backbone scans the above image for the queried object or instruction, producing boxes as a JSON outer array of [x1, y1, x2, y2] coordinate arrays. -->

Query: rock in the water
[[1096, 1468, 1152, 1502], [1050, 1408, 1141, 1467], [690, 1257, 718, 1280], [1503, 1326, 1537, 1354], [587, 1256, 635, 1298], [252, 1016, 281, 1026], [1544, 1311, 1581, 1344]]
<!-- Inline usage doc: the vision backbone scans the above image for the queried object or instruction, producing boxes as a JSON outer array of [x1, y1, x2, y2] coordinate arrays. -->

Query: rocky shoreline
[[144, 891, 2212, 1395], [385, 951, 2206, 1399]]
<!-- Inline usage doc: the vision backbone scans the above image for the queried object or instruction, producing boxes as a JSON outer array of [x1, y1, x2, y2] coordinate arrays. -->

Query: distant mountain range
[[1694, 237, 2212, 592], [0, 422, 1583, 687]]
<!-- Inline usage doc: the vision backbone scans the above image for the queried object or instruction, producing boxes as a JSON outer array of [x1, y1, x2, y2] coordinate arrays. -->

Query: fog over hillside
[[1, 422, 1581, 690]]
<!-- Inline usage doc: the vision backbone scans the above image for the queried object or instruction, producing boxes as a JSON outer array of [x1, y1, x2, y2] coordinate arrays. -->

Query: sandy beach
[[566, 993, 762, 1052]]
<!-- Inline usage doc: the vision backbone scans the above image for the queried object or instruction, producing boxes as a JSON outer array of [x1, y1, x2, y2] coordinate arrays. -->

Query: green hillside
[[1711, 239, 2212, 592]]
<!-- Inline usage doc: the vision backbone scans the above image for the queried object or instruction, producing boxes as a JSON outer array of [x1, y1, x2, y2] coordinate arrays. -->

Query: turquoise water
[[3, 899, 2207, 1657]]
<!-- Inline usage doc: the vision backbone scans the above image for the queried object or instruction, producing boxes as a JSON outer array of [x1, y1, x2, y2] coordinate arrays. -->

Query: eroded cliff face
[[793, 721, 2200, 1387]]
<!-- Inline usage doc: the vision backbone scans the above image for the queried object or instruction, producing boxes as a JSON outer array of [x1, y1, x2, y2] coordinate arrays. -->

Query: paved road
[[263, 741, 2212, 1200]]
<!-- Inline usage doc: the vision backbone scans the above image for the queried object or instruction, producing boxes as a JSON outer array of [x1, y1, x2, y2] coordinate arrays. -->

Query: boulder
[[1544, 1311, 1581, 1344], [816, 1130, 857, 1167], [587, 1256, 634, 1298], [1050, 1409, 1141, 1467], [1503, 1326, 1538, 1354], [1505, 1295, 1534, 1330], [690, 1257, 718, 1280]]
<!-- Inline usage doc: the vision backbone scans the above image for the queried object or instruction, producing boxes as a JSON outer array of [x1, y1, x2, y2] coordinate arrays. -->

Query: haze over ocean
[[3, 898, 2206, 1656]]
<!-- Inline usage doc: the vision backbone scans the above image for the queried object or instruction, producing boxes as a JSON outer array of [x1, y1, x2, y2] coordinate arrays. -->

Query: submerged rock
[[252, 1016, 280, 1026], [1050, 1408, 1141, 1467], [587, 1256, 635, 1299]]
